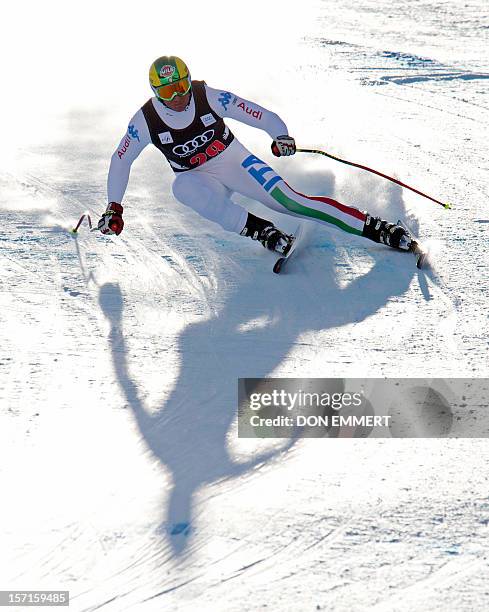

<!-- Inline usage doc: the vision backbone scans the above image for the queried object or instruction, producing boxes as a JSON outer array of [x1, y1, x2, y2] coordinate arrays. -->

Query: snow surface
[[1, 0, 489, 610]]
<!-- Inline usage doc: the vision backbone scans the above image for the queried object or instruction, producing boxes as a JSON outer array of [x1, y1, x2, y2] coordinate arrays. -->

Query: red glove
[[98, 203, 124, 235]]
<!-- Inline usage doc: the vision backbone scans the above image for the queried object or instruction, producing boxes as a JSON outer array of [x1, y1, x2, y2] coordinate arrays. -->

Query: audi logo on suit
[[173, 130, 215, 157]]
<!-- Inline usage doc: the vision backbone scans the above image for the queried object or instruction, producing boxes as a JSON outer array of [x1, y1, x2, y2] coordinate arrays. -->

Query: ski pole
[[70, 213, 100, 234], [297, 148, 452, 210]]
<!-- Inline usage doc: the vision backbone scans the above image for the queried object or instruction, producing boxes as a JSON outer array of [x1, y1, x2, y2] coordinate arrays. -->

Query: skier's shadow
[[98, 283, 298, 558], [98, 192, 421, 560]]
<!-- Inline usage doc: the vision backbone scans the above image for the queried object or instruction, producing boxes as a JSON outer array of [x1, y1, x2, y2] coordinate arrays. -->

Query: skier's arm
[[107, 110, 150, 204], [205, 84, 289, 139], [100, 111, 151, 235]]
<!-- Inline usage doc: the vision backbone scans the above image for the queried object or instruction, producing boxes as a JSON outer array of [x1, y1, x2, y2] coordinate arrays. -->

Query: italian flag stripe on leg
[[270, 186, 365, 236]]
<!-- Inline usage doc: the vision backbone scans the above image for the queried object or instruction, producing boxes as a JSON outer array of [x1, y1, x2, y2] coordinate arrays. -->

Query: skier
[[99, 55, 413, 256]]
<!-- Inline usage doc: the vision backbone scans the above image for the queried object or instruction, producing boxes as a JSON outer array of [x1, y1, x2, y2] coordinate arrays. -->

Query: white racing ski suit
[[107, 82, 367, 237]]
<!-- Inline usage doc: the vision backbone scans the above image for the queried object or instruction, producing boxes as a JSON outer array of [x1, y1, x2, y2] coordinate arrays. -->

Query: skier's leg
[[241, 155, 366, 235], [215, 142, 412, 250], [171, 171, 292, 254], [172, 171, 247, 233]]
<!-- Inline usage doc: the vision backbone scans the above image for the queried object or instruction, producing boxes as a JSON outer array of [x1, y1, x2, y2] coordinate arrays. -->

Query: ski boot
[[362, 214, 413, 251], [241, 213, 294, 256], [258, 225, 294, 255]]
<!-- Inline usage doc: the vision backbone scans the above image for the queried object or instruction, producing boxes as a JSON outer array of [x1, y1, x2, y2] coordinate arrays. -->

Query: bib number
[[190, 140, 226, 166]]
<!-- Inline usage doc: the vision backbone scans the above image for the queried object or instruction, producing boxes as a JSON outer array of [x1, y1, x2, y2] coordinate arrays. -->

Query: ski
[[398, 220, 429, 269], [273, 224, 304, 274], [411, 240, 429, 269]]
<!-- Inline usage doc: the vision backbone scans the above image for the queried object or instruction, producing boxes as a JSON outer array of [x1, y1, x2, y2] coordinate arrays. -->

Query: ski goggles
[[155, 77, 192, 101]]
